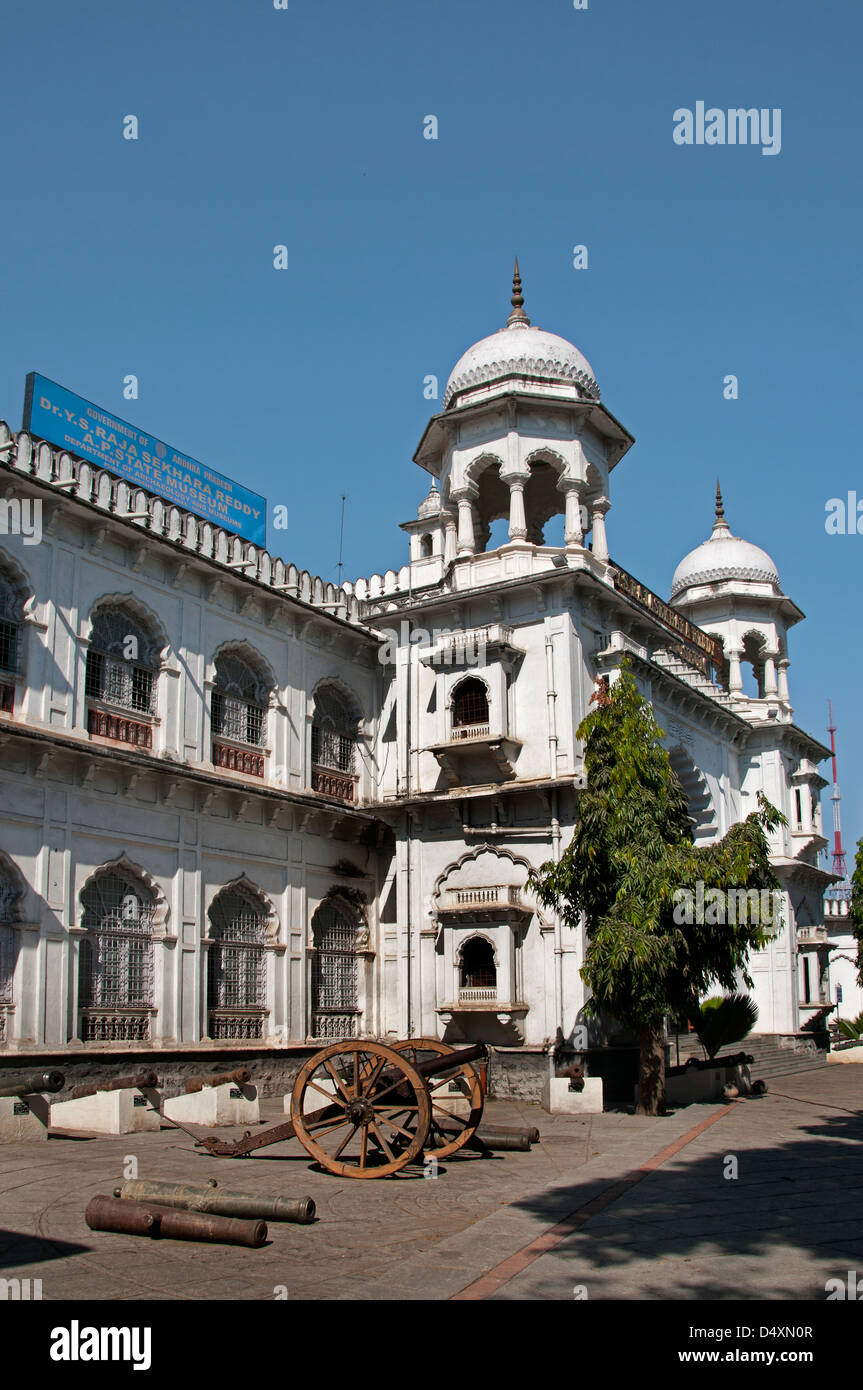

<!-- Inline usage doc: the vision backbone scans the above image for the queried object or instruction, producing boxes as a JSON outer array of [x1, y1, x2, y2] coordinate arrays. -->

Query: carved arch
[[207, 874, 280, 944], [0, 548, 33, 618], [0, 851, 26, 922], [84, 592, 171, 661], [210, 639, 277, 702], [456, 930, 501, 969], [78, 853, 171, 938]]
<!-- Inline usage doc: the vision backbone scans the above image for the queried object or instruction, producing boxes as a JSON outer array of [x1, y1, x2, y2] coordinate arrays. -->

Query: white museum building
[[0, 267, 840, 1086]]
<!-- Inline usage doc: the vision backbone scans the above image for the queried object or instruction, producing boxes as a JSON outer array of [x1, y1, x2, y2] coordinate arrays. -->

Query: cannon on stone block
[[0, 1070, 65, 1098], [196, 1037, 489, 1178]]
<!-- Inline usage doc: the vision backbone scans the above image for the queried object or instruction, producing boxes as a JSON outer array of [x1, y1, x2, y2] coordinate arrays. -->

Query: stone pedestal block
[[163, 1082, 259, 1127], [50, 1088, 161, 1134], [543, 1076, 604, 1114], [0, 1094, 51, 1142]]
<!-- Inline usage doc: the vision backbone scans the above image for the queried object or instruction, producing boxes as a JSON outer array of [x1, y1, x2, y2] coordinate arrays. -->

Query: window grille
[[311, 687, 357, 774], [85, 609, 157, 715], [0, 926, 17, 1005], [212, 654, 268, 747], [0, 577, 21, 677], [311, 903, 359, 1036], [451, 678, 489, 728], [79, 872, 155, 1012], [207, 888, 268, 1012]]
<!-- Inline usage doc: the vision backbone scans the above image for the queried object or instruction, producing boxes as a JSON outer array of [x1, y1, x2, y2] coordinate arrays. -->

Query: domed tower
[[410, 261, 634, 584], [670, 484, 803, 718]]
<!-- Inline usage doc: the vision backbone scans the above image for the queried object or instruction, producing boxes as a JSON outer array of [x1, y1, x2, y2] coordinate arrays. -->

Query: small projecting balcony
[[428, 728, 523, 787], [420, 624, 524, 668], [435, 884, 532, 923], [797, 925, 829, 945]]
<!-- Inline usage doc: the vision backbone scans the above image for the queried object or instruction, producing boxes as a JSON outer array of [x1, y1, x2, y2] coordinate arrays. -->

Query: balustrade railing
[[311, 766, 357, 801], [207, 1009, 266, 1041], [212, 741, 265, 778], [79, 1008, 153, 1043], [449, 723, 490, 741], [88, 707, 153, 749]]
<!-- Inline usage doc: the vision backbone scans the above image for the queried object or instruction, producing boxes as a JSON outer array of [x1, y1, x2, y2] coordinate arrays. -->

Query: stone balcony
[[419, 624, 525, 668], [428, 726, 522, 787], [435, 884, 532, 922], [797, 925, 829, 945]]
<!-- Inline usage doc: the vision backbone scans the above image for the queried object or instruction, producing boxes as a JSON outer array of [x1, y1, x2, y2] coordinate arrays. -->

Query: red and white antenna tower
[[827, 700, 847, 879]]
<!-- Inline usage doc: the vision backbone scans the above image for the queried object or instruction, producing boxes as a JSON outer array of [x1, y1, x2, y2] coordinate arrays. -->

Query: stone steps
[[672, 1032, 830, 1079]]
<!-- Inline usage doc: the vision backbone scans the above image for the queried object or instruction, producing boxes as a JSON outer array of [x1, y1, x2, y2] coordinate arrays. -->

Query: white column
[[727, 647, 744, 695], [777, 658, 791, 704], [444, 514, 458, 565], [453, 492, 477, 555], [591, 497, 610, 563], [764, 650, 778, 697], [563, 483, 584, 547], [507, 480, 527, 541]]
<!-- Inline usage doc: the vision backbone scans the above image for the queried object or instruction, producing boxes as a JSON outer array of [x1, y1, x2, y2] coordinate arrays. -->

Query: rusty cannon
[[183, 1068, 251, 1094], [85, 1195, 267, 1247], [114, 1178, 314, 1225], [196, 1036, 492, 1179], [0, 1070, 65, 1098], [67, 1071, 159, 1100]]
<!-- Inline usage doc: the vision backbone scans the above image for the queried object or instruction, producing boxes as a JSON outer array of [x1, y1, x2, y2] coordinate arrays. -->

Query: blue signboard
[[23, 373, 267, 546]]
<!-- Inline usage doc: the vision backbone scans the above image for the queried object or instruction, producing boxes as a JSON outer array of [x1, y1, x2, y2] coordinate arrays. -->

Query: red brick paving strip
[[450, 1102, 737, 1300]]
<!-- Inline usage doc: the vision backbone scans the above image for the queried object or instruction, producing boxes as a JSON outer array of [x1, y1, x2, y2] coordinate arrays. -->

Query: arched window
[[459, 937, 497, 999], [311, 686, 359, 801], [451, 677, 489, 735], [85, 607, 159, 747], [211, 651, 269, 777], [79, 868, 156, 1042], [0, 571, 24, 713], [740, 632, 766, 699], [420, 534, 434, 558], [207, 884, 270, 1040], [310, 901, 360, 1038], [0, 863, 22, 1044]]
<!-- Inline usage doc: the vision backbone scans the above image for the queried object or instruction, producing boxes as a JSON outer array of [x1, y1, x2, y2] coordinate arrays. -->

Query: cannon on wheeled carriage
[[195, 1037, 490, 1179]]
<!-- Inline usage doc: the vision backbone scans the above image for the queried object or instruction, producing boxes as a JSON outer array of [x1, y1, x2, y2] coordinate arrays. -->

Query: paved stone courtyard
[[0, 1065, 859, 1301]]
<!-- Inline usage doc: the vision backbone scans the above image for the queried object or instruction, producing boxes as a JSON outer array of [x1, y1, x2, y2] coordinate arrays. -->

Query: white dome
[[443, 261, 600, 409], [444, 324, 599, 409], [671, 493, 780, 599]]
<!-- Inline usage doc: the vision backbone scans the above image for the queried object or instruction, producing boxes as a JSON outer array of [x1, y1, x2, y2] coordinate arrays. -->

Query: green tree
[[849, 837, 863, 988], [530, 662, 784, 1115]]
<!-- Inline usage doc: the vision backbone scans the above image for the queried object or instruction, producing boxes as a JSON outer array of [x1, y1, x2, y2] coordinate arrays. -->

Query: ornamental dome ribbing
[[671, 485, 781, 599], [443, 260, 600, 410]]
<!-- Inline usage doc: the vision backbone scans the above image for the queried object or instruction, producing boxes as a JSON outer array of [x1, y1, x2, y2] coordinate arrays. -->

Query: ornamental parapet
[[0, 423, 363, 626]]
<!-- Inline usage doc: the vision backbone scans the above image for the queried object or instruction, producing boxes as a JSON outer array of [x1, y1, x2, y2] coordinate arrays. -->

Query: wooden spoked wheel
[[290, 1041, 432, 1179], [388, 1038, 484, 1160]]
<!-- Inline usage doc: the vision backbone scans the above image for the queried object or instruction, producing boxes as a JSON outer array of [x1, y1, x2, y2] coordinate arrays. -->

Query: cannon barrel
[[411, 1043, 487, 1081], [68, 1071, 159, 1100], [470, 1127, 532, 1151], [184, 1068, 252, 1094], [114, 1178, 314, 1224], [478, 1122, 539, 1145], [85, 1195, 267, 1247], [0, 1069, 65, 1098]]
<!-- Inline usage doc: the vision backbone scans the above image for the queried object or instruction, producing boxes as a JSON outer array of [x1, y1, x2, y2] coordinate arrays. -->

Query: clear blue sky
[[1, 0, 860, 861]]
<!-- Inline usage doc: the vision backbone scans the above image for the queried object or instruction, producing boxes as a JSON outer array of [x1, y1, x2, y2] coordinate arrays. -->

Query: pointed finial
[[506, 257, 531, 327], [712, 480, 730, 534]]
